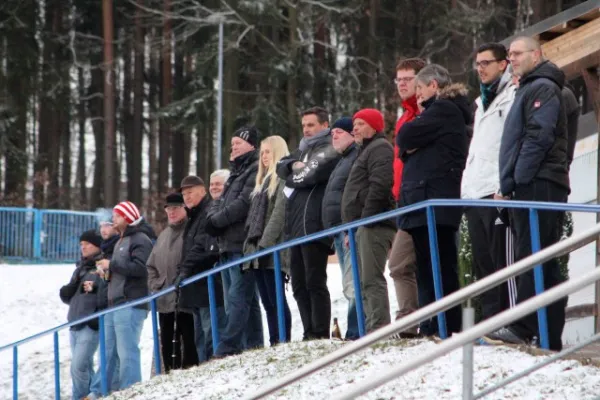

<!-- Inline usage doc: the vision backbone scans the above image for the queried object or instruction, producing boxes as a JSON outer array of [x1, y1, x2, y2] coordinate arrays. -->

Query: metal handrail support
[[473, 332, 600, 399], [333, 265, 600, 400], [246, 222, 600, 400]]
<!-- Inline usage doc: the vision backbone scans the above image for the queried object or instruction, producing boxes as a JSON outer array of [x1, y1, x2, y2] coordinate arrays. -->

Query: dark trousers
[[465, 203, 512, 320], [509, 179, 568, 351], [290, 242, 331, 339], [408, 225, 462, 336], [158, 311, 198, 372], [255, 268, 292, 345]]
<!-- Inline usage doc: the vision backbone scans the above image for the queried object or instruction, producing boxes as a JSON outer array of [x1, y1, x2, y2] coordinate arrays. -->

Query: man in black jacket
[[175, 176, 226, 362], [397, 64, 471, 337], [488, 37, 570, 351], [206, 127, 264, 356], [95, 201, 153, 392], [60, 230, 106, 400], [277, 106, 340, 340], [322, 116, 360, 340], [341, 109, 395, 333]]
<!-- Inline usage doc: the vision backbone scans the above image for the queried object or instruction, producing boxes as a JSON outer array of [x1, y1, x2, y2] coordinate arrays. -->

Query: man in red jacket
[[389, 58, 426, 337]]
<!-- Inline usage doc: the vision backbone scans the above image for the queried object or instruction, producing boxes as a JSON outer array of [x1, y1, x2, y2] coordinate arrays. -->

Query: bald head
[[509, 36, 544, 77]]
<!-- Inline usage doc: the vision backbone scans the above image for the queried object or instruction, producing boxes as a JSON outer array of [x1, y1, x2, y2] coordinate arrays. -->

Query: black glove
[[173, 274, 185, 289]]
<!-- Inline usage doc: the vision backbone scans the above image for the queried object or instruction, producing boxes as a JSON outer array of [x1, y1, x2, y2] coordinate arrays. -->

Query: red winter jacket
[[393, 96, 420, 201]]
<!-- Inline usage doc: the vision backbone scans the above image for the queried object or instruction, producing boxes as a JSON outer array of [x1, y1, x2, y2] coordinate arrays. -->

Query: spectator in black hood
[[397, 64, 471, 337]]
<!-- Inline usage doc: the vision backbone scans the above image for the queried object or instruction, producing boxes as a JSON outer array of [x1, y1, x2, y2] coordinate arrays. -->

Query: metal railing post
[[150, 300, 161, 375], [98, 315, 108, 396], [53, 332, 60, 400], [462, 299, 475, 400], [207, 274, 221, 352], [426, 206, 447, 339], [529, 208, 550, 349], [273, 250, 287, 343], [32, 209, 42, 260], [13, 346, 18, 400], [348, 228, 366, 337]]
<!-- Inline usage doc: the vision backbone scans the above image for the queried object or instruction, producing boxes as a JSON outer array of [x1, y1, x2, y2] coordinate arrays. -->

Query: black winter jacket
[[499, 61, 569, 196], [322, 144, 359, 229], [276, 130, 340, 247], [60, 254, 107, 331], [562, 84, 580, 168], [397, 83, 472, 230], [106, 223, 153, 309], [341, 134, 395, 229], [178, 196, 224, 309], [207, 150, 259, 254]]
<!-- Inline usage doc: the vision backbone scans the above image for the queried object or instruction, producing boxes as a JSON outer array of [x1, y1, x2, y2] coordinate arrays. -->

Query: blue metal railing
[[0, 207, 99, 262], [2, 199, 600, 399]]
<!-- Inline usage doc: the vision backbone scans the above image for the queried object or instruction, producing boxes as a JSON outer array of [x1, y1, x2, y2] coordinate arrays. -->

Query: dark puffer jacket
[[499, 61, 569, 196], [107, 223, 153, 309], [341, 134, 395, 229], [178, 196, 223, 309], [60, 254, 107, 330], [397, 83, 472, 230], [322, 144, 359, 229], [276, 130, 341, 246], [207, 150, 259, 254]]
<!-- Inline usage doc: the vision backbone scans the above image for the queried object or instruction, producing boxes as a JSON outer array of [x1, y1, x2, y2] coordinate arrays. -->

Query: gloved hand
[[173, 274, 185, 289]]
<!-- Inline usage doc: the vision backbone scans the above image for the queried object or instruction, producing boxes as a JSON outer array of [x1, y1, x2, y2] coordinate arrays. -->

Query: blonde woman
[[243, 135, 292, 344]]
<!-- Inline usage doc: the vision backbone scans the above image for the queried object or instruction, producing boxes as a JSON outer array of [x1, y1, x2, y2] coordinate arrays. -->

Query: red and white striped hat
[[113, 201, 142, 225]]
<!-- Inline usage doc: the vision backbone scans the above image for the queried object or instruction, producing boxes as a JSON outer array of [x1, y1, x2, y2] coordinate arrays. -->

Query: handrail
[[2, 198, 597, 351], [246, 221, 600, 399], [333, 264, 600, 400]]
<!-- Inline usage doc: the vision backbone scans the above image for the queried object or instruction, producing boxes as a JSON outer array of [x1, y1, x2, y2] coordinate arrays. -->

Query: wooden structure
[[503, 0, 600, 332]]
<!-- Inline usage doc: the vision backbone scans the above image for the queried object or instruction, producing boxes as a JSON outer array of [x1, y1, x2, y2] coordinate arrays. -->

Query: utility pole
[[102, 0, 115, 207]]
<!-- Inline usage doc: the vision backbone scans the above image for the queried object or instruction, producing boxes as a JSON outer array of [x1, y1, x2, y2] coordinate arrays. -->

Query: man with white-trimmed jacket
[[462, 43, 516, 321]]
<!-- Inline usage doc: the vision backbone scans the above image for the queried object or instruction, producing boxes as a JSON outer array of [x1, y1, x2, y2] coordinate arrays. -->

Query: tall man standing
[[206, 127, 263, 356], [322, 117, 360, 340], [462, 43, 516, 320], [389, 58, 426, 336], [342, 109, 396, 333], [487, 37, 569, 351], [277, 106, 340, 340]]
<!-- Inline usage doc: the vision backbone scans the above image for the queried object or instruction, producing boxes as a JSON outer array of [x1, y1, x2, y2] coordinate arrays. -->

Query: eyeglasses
[[473, 59, 503, 68], [508, 49, 534, 58], [394, 77, 415, 84]]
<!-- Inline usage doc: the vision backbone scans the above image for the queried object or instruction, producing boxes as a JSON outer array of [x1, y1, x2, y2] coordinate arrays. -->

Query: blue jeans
[[103, 307, 147, 392], [255, 269, 292, 345], [217, 253, 264, 355], [69, 326, 100, 400], [192, 306, 227, 362], [334, 233, 359, 340]]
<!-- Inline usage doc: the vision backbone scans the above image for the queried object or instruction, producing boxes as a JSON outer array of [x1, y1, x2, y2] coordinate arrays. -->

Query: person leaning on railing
[[59, 230, 106, 400]]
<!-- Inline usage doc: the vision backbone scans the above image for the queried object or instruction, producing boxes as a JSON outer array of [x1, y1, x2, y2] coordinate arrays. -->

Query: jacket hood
[[497, 67, 514, 94], [123, 218, 157, 240], [520, 60, 565, 89], [438, 83, 473, 125]]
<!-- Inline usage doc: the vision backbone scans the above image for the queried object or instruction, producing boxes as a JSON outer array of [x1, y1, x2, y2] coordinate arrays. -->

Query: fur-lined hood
[[438, 83, 469, 99]]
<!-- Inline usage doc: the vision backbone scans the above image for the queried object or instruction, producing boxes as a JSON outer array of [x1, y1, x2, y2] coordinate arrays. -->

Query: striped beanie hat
[[113, 201, 142, 225]]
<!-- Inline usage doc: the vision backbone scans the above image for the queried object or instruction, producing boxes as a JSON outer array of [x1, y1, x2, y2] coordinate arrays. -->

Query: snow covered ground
[[2, 263, 600, 399]]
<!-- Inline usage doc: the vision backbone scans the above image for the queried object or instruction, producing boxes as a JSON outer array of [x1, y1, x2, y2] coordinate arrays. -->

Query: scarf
[[299, 128, 330, 152], [479, 78, 500, 111]]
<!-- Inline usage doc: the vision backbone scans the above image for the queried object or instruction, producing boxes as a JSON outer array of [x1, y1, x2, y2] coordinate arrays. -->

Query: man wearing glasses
[[462, 43, 516, 322], [486, 37, 569, 351]]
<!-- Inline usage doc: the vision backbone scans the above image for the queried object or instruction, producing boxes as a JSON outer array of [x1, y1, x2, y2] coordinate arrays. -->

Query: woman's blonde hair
[[253, 135, 290, 198]]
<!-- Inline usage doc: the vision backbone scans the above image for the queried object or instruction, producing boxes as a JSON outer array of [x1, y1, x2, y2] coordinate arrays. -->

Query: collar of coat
[[401, 95, 419, 115], [187, 195, 210, 218], [360, 132, 385, 149]]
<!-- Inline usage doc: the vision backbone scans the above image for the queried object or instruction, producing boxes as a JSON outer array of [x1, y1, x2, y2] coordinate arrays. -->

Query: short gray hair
[[416, 64, 451, 89], [210, 169, 230, 182]]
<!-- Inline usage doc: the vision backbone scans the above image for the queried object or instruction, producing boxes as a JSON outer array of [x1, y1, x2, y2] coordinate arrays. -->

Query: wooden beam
[[542, 16, 600, 79], [565, 303, 597, 320]]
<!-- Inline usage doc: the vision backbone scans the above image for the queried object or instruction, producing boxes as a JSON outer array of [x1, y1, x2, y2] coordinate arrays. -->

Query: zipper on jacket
[[303, 186, 316, 236]]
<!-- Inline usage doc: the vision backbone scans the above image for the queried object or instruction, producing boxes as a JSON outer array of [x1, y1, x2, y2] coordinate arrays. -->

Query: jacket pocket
[[400, 180, 427, 206]]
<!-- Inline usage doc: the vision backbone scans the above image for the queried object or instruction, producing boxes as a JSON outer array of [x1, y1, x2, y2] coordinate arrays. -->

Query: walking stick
[[172, 286, 181, 371]]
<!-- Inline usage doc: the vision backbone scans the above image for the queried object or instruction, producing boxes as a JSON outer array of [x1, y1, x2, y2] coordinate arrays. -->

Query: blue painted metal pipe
[[426, 206, 448, 339], [348, 228, 366, 337], [98, 316, 108, 396], [529, 208, 550, 350], [273, 250, 287, 343], [207, 274, 220, 352], [150, 300, 162, 375], [13, 346, 18, 400], [53, 332, 60, 400]]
